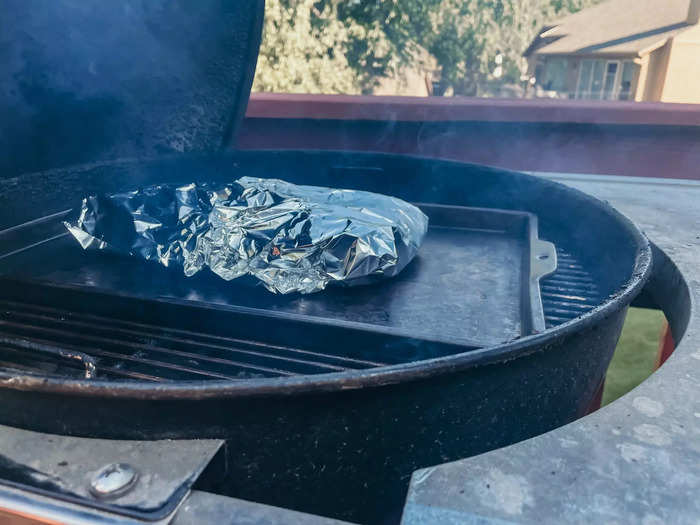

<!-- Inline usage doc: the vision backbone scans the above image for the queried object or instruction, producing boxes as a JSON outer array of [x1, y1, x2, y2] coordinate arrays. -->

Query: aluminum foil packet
[[64, 177, 429, 294]]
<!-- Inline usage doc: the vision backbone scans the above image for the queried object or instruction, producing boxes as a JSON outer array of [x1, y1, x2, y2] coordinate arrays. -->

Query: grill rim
[[0, 156, 653, 401]]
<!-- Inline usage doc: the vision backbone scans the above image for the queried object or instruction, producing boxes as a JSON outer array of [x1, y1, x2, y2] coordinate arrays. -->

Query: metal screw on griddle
[[89, 463, 138, 499]]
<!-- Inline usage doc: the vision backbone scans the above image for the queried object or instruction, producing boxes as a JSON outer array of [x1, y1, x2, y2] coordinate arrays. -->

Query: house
[[524, 0, 700, 102]]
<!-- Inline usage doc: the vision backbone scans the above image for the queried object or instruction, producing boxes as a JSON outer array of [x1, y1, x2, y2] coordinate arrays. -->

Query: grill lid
[[0, 0, 265, 178]]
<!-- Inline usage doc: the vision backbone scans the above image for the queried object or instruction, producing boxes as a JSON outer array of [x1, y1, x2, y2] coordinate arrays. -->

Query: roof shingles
[[529, 0, 696, 56]]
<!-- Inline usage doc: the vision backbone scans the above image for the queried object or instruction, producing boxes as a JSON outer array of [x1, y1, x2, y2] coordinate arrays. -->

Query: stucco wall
[[660, 25, 700, 103], [634, 55, 650, 102], [642, 42, 673, 101]]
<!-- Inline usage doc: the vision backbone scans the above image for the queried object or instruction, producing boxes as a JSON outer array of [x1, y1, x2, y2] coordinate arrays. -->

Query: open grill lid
[[0, 0, 265, 178]]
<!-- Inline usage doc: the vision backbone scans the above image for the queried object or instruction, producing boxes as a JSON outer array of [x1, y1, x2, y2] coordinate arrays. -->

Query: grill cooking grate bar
[[540, 248, 602, 328], [0, 341, 164, 381], [0, 300, 387, 381], [0, 313, 341, 375], [0, 246, 599, 380], [0, 300, 383, 369], [0, 331, 256, 381]]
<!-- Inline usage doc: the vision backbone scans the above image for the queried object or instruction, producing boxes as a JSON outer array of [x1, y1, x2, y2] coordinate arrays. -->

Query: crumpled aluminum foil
[[64, 177, 429, 294]]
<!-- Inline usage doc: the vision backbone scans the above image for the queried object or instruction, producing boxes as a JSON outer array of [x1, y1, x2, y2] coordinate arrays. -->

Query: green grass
[[601, 307, 666, 405]]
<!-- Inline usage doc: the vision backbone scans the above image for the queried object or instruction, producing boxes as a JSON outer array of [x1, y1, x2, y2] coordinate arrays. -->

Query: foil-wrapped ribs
[[65, 177, 428, 294]]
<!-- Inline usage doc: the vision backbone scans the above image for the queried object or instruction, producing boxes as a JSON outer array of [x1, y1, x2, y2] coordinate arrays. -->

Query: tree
[[252, 0, 361, 94], [473, 0, 605, 95], [328, 0, 446, 92]]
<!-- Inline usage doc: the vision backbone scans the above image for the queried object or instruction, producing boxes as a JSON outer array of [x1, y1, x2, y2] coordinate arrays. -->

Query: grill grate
[[0, 247, 601, 381], [540, 248, 602, 328], [0, 300, 386, 381]]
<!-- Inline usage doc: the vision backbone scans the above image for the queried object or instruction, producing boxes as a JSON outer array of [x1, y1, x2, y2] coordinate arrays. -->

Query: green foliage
[[252, 0, 361, 94], [253, 0, 604, 96], [602, 308, 665, 406], [329, 0, 444, 90]]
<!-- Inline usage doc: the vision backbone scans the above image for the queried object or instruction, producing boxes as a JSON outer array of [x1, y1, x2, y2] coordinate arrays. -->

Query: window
[[590, 60, 605, 99], [576, 59, 636, 100], [576, 60, 593, 99], [619, 61, 636, 101], [575, 59, 604, 100], [603, 61, 619, 99], [542, 58, 568, 93]]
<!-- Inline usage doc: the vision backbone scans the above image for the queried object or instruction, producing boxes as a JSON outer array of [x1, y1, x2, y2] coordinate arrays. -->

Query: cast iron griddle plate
[[0, 204, 556, 350]]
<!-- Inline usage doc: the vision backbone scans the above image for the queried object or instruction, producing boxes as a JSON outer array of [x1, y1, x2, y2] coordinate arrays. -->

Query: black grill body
[[0, 2, 652, 522], [0, 0, 264, 177], [0, 151, 651, 523]]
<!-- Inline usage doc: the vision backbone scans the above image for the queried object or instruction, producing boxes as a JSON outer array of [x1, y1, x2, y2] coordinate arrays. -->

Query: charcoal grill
[[0, 1, 652, 523]]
